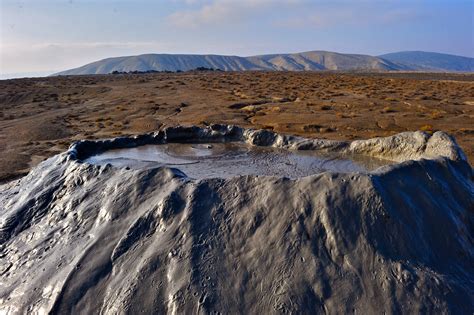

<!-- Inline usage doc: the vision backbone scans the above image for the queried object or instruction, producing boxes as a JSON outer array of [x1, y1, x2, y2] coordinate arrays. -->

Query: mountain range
[[55, 50, 474, 75]]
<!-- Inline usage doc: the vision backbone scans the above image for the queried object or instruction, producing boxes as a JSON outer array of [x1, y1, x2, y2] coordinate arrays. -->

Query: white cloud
[[168, 2, 232, 27], [165, 0, 413, 29], [274, 6, 419, 29], [167, 0, 299, 28]]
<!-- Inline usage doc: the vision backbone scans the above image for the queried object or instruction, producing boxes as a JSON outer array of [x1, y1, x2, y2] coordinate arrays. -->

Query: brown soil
[[1, 71, 473, 183]]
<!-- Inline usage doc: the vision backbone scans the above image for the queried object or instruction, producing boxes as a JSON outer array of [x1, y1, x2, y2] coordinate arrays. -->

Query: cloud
[[166, 0, 418, 29], [274, 5, 420, 29], [167, 2, 232, 27], [167, 0, 299, 28]]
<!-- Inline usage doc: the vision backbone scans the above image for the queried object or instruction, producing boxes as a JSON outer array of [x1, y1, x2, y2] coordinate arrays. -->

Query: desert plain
[[1, 71, 473, 183]]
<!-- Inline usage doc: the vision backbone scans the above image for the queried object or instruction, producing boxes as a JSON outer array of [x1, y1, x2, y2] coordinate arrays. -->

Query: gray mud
[[0, 125, 472, 314], [85, 142, 391, 178]]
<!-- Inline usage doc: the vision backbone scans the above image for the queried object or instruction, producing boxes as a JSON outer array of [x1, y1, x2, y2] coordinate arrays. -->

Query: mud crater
[[84, 141, 391, 179]]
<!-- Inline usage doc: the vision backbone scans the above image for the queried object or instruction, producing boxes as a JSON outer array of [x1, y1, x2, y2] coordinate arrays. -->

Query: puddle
[[84, 142, 392, 178]]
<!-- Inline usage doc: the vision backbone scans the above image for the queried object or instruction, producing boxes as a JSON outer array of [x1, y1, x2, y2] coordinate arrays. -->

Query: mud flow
[[84, 142, 391, 178]]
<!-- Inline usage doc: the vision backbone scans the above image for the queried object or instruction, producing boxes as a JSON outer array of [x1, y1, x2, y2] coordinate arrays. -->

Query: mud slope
[[0, 125, 473, 314]]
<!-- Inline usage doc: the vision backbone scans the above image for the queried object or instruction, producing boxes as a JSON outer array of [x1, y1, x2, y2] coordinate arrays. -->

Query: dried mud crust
[[0, 125, 472, 314], [0, 71, 473, 183]]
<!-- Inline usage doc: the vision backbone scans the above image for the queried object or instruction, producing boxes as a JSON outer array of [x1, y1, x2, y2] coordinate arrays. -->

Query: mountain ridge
[[379, 51, 474, 72], [54, 50, 474, 75]]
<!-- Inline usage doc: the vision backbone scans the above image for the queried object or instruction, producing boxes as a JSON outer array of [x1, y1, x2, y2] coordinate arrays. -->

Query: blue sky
[[1, 0, 473, 75]]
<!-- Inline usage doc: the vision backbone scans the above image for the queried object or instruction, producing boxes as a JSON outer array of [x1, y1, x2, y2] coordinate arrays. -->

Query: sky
[[1, 0, 473, 77]]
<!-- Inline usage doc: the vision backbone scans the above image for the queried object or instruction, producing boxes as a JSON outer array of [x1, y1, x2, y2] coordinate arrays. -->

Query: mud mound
[[0, 125, 472, 314]]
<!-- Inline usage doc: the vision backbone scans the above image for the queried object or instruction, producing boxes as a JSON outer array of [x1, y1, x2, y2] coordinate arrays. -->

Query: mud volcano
[[0, 125, 472, 314]]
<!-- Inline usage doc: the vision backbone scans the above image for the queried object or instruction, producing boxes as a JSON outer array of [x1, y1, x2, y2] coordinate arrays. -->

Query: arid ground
[[1, 71, 473, 183]]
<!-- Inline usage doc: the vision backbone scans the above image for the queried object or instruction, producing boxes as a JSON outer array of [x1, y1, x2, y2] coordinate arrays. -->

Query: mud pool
[[84, 142, 391, 178]]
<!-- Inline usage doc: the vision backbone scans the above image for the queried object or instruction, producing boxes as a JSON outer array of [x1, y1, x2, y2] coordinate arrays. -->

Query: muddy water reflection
[[85, 142, 391, 178]]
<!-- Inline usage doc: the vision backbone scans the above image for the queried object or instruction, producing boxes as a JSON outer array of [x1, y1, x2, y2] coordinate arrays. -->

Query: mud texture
[[0, 125, 473, 314], [84, 142, 391, 179]]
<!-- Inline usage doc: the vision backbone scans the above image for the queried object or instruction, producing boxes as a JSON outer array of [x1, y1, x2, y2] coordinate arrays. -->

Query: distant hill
[[379, 51, 474, 72], [55, 54, 261, 75], [248, 51, 403, 71], [54, 50, 473, 75]]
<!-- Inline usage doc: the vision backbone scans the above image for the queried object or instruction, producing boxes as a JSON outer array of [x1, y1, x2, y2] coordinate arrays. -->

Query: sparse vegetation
[[420, 124, 434, 133]]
